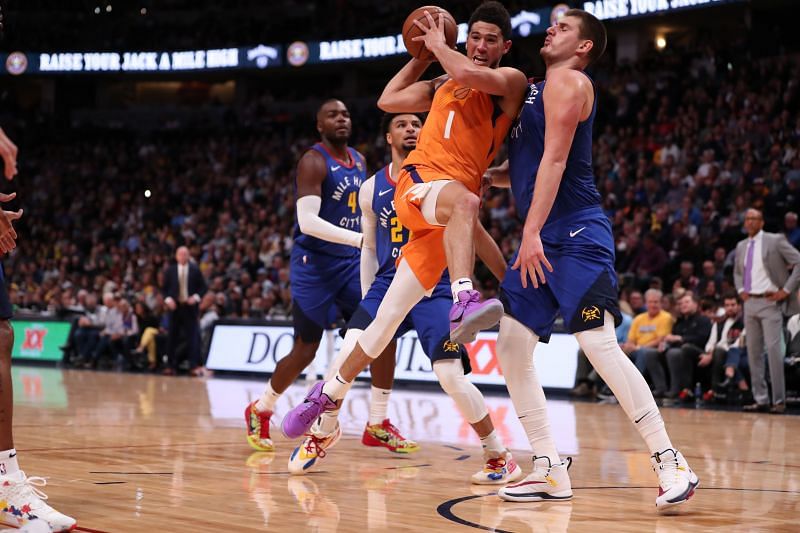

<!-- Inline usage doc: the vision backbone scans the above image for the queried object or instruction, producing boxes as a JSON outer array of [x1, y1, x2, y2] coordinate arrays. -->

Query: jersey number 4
[[347, 191, 358, 214]]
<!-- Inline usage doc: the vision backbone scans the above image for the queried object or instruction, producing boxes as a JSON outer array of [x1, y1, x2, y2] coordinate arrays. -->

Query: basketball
[[402, 6, 458, 61]]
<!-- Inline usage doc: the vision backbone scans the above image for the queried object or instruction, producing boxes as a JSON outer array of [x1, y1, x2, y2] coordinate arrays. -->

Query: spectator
[[700, 293, 745, 399], [663, 292, 713, 404], [628, 234, 668, 288], [622, 289, 673, 397], [163, 246, 208, 376], [735, 208, 800, 414], [783, 212, 800, 248]]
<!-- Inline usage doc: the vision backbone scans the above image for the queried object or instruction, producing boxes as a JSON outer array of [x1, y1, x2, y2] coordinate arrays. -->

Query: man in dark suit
[[734, 208, 800, 413], [163, 246, 208, 376]]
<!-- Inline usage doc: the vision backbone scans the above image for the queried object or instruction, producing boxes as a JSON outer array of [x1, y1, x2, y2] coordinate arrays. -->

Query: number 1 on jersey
[[347, 191, 357, 213], [443, 110, 455, 139]]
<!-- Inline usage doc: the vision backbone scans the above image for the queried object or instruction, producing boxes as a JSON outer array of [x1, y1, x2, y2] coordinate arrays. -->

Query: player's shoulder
[[545, 68, 590, 91]]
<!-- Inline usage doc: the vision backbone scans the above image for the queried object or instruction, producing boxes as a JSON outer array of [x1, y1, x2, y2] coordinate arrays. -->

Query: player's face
[[466, 21, 511, 69], [541, 16, 588, 64], [317, 101, 352, 144], [387, 114, 422, 153]]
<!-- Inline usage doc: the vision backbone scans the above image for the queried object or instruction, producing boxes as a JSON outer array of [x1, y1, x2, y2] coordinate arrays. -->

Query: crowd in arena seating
[[2, 38, 799, 402]]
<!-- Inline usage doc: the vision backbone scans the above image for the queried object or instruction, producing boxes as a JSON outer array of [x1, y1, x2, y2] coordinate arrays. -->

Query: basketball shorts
[[395, 164, 471, 291], [348, 273, 471, 371], [0, 263, 12, 320], [290, 244, 361, 343], [499, 206, 621, 342]]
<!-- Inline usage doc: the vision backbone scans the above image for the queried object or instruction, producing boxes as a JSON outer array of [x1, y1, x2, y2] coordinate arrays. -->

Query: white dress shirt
[[744, 230, 778, 294]]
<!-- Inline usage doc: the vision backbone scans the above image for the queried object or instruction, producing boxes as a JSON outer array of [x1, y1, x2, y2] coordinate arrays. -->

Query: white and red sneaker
[[471, 450, 523, 485], [0, 471, 75, 532], [651, 449, 699, 510], [498, 456, 573, 502], [288, 423, 342, 476]]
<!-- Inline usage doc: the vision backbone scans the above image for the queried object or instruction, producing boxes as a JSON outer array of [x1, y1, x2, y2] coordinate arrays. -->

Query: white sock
[[451, 277, 473, 301], [576, 312, 673, 455], [0, 449, 19, 477], [479, 430, 505, 454], [255, 382, 280, 412], [495, 316, 561, 462], [318, 409, 340, 435], [322, 371, 353, 401], [369, 386, 391, 425]]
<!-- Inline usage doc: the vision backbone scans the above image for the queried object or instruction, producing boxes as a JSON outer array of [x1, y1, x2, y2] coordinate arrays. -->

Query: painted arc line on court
[[436, 493, 514, 533]]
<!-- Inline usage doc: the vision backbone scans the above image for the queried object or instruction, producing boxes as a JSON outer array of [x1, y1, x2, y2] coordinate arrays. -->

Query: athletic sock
[[255, 381, 280, 412], [322, 371, 353, 401], [368, 386, 391, 425], [479, 430, 505, 454], [451, 278, 473, 301], [0, 449, 19, 477]]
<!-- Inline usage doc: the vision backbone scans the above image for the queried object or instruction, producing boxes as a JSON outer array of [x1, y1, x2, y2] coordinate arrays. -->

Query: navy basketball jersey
[[372, 164, 408, 277], [294, 143, 365, 257], [508, 75, 601, 224]]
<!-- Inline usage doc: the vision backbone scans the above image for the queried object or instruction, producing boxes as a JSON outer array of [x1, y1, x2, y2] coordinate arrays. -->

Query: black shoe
[[743, 402, 770, 413], [770, 403, 786, 415]]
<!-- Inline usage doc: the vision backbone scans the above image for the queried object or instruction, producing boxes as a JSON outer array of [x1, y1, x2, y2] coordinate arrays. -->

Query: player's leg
[[575, 313, 698, 509], [413, 286, 521, 484], [246, 248, 337, 451], [396, 169, 503, 343], [494, 315, 573, 502], [282, 259, 426, 439], [0, 279, 75, 531]]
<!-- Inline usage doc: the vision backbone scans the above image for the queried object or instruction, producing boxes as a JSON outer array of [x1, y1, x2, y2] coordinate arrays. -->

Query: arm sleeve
[[359, 178, 379, 297], [296, 195, 362, 249]]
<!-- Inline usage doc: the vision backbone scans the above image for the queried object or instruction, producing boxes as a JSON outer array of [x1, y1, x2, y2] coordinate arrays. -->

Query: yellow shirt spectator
[[627, 310, 673, 348]]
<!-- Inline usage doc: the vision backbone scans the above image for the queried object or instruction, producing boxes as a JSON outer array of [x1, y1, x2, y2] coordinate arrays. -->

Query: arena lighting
[[140, 8, 147, 15], [656, 35, 667, 49], [106, 4, 112, 13], [144, 189, 151, 198], [94, 7, 100, 15]]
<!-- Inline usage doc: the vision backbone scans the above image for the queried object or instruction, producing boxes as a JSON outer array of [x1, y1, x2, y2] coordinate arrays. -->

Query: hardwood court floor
[[10, 367, 800, 532]]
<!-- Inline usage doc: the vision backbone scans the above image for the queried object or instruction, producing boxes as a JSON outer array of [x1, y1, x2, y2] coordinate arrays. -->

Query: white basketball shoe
[[651, 449, 699, 510], [288, 422, 342, 476], [498, 456, 573, 502], [0, 471, 75, 532]]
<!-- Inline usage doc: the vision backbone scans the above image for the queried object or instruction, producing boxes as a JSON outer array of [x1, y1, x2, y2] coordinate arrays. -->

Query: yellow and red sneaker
[[361, 419, 420, 453], [288, 424, 342, 475], [245, 401, 274, 452]]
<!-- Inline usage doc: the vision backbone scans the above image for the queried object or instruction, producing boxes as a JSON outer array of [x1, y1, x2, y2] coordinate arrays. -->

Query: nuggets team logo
[[581, 306, 601, 323], [453, 86, 471, 100], [287, 41, 310, 67], [6, 52, 28, 76], [442, 340, 460, 353], [356, 160, 363, 172], [22, 327, 47, 353], [550, 4, 570, 27]]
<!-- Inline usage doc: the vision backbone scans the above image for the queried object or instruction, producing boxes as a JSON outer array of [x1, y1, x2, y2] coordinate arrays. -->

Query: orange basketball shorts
[[394, 164, 456, 291]]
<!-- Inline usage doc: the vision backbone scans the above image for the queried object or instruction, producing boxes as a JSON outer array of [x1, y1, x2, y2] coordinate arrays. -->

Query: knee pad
[[433, 359, 487, 424]]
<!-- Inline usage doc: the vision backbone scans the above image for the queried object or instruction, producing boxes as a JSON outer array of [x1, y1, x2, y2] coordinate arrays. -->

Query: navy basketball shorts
[[290, 245, 361, 343], [348, 274, 471, 371], [499, 206, 621, 342]]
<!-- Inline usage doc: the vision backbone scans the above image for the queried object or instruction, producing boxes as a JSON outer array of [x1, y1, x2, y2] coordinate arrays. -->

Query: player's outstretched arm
[[295, 150, 363, 248], [0, 128, 18, 180], [378, 58, 441, 113], [474, 220, 506, 282], [358, 177, 379, 296], [0, 192, 21, 255]]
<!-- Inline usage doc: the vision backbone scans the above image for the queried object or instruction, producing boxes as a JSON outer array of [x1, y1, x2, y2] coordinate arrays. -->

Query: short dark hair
[[468, 1, 512, 41], [564, 9, 607, 66], [380, 112, 424, 135], [722, 291, 740, 303]]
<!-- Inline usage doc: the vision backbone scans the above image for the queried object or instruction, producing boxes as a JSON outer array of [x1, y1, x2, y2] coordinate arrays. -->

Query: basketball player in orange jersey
[[281, 2, 528, 457], [0, 128, 75, 532]]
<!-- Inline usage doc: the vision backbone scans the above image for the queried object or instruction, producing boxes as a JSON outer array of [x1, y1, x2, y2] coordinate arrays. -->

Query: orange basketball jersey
[[403, 78, 513, 193]]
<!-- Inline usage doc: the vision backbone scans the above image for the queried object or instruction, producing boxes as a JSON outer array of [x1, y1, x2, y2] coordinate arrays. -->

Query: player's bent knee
[[433, 359, 487, 424]]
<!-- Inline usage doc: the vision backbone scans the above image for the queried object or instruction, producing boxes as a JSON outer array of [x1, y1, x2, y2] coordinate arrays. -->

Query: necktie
[[179, 265, 188, 302], [743, 239, 754, 292]]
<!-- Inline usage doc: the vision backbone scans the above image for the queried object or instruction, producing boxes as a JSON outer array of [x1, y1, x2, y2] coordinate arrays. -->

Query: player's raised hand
[[412, 11, 447, 54], [512, 229, 553, 289], [0, 128, 18, 180]]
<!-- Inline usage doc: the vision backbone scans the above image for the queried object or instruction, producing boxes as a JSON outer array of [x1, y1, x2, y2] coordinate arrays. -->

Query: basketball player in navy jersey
[[287, 113, 521, 485], [245, 100, 415, 454], [480, 10, 699, 510]]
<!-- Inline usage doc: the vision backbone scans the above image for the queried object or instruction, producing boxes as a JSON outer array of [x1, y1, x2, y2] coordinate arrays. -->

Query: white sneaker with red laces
[[470, 450, 523, 485]]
